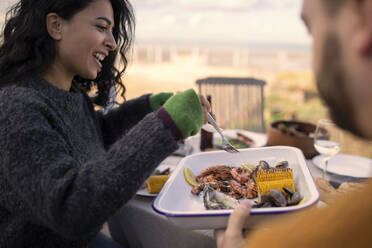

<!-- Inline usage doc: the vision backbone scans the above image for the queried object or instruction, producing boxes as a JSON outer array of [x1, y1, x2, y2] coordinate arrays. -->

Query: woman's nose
[[105, 32, 117, 51]]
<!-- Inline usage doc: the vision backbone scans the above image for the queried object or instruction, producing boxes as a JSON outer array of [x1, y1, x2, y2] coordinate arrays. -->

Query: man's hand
[[215, 200, 251, 248]]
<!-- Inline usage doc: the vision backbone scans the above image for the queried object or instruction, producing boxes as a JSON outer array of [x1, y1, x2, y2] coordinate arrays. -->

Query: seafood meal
[[185, 160, 304, 210]]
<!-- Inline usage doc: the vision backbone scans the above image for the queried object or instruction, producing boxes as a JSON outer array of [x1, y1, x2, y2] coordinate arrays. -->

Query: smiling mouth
[[93, 52, 106, 69], [93, 52, 105, 61]]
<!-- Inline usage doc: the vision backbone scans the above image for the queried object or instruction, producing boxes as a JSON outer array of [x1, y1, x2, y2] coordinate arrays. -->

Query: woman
[[0, 0, 209, 247]]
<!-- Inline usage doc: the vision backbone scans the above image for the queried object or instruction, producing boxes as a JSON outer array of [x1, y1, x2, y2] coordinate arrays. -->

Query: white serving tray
[[153, 146, 319, 229]]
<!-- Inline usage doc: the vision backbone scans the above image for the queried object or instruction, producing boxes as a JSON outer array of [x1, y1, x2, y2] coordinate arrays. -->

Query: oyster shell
[[203, 184, 239, 210]]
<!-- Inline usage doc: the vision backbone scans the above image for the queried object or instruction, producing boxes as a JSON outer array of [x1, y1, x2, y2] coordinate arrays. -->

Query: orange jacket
[[245, 179, 372, 248]]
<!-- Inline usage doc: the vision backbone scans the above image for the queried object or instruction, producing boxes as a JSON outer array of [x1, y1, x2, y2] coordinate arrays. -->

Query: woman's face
[[56, 0, 117, 80]]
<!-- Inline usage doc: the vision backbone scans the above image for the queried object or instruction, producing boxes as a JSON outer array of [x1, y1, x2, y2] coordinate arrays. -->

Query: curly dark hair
[[0, 0, 135, 106]]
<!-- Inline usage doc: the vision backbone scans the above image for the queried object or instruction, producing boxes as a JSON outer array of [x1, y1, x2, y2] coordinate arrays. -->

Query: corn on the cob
[[256, 168, 295, 201]]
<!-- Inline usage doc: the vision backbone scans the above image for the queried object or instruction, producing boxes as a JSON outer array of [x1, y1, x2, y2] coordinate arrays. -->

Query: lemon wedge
[[241, 163, 257, 173], [146, 175, 170, 194], [183, 167, 199, 187]]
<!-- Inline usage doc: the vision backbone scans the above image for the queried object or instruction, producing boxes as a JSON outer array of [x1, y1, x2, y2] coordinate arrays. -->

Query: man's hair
[[322, 0, 348, 16]]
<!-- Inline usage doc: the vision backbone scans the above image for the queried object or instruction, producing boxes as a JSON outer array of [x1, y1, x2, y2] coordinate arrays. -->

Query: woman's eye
[[96, 25, 107, 31]]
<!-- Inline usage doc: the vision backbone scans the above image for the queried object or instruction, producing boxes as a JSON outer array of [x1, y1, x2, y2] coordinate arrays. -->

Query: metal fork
[[206, 112, 239, 153]]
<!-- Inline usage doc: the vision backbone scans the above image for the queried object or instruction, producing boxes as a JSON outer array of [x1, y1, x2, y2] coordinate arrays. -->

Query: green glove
[[150, 92, 174, 111], [163, 89, 204, 139]]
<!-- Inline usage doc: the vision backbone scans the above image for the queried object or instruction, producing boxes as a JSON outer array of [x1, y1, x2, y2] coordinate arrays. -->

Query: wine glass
[[313, 119, 343, 178]]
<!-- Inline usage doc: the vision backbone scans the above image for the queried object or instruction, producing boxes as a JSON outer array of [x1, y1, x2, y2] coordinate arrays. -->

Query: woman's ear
[[46, 13, 63, 40]]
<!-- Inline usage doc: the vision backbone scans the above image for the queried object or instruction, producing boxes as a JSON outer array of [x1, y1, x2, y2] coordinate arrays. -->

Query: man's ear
[[46, 13, 63, 41], [354, 0, 372, 56]]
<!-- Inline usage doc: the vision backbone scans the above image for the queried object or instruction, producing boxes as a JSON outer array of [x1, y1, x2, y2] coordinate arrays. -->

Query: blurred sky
[[1, 0, 310, 46]]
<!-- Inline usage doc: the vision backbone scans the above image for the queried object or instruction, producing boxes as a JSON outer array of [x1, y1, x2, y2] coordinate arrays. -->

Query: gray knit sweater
[[0, 78, 179, 247]]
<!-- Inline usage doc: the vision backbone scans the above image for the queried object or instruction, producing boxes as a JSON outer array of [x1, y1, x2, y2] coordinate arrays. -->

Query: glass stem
[[322, 156, 330, 179]]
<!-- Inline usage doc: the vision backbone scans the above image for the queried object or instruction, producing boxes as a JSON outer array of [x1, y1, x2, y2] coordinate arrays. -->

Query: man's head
[[301, 0, 372, 139]]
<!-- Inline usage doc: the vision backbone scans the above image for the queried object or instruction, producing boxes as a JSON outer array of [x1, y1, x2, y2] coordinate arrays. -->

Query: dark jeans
[[88, 232, 123, 248]]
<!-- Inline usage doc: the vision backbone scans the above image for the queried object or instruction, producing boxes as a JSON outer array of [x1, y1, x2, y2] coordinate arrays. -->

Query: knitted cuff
[[155, 108, 183, 141], [162, 89, 203, 139]]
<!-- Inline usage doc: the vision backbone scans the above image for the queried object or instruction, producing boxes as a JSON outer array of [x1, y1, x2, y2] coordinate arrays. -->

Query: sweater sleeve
[[0, 98, 178, 239], [244, 180, 372, 248], [96, 94, 153, 148]]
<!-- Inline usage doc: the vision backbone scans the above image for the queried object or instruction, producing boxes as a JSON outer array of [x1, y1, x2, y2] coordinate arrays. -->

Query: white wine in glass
[[313, 119, 343, 178], [314, 140, 341, 157]]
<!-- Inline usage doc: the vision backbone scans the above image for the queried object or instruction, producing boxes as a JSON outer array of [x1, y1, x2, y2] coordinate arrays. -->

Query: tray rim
[[153, 146, 320, 218]]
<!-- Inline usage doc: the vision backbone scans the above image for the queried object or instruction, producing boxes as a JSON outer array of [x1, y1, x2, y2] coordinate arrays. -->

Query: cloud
[[131, 0, 298, 13], [131, 0, 310, 45], [0, 0, 310, 45]]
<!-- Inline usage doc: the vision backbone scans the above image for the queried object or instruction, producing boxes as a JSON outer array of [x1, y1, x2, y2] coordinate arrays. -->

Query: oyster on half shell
[[203, 184, 239, 210]]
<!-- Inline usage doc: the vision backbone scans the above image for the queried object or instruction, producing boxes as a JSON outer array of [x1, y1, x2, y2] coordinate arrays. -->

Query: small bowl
[[266, 120, 318, 159]]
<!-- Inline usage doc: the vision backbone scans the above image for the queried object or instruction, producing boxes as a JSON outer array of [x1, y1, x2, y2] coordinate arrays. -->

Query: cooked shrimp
[[231, 167, 251, 184], [230, 179, 257, 199], [196, 165, 232, 180]]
